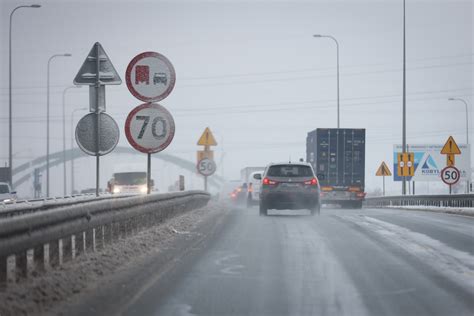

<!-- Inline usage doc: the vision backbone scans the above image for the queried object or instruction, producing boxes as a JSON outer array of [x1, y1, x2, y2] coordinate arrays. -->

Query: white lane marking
[[342, 215, 474, 294], [214, 253, 244, 275]]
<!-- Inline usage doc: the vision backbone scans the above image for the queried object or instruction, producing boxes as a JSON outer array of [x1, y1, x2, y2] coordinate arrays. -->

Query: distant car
[[247, 171, 263, 207], [259, 162, 320, 216], [229, 185, 247, 205], [0, 182, 17, 202]]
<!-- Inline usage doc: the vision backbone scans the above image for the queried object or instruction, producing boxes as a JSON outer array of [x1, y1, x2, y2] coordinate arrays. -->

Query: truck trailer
[[306, 128, 366, 208]]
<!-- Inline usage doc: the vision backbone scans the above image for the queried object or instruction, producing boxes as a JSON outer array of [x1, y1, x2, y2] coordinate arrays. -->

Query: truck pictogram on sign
[[135, 65, 150, 85]]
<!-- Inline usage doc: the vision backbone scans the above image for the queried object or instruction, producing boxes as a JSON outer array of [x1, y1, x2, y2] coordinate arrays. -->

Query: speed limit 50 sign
[[125, 103, 175, 153], [197, 158, 216, 176], [440, 166, 460, 186]]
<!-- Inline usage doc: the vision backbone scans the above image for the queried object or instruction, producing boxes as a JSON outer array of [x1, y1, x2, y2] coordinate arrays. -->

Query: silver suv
[[257, 162, 320, 216]]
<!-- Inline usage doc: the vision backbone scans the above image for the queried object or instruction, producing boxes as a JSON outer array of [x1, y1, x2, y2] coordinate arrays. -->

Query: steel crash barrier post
[[0, 191, 210, 287], [62, 236, 73, 263], [33, 245, 45, 272]]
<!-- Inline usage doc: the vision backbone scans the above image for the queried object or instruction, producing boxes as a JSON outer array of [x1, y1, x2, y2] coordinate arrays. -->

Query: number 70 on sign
[[125, 103, 175, 154]]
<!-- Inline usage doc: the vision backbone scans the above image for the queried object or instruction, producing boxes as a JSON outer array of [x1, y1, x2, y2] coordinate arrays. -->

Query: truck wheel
[[259, 200, 268, 216]]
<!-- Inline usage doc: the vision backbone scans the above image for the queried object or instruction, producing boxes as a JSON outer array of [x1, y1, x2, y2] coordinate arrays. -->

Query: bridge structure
[[12, 146, 225, 195]]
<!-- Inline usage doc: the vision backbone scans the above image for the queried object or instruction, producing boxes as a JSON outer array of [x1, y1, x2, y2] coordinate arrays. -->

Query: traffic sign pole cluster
[[125, 52, 176, 194], [376, 161, 392, 196], [73, 42, 122, 196], [197, 127, 217, 192], [440, 136, 461, 194]]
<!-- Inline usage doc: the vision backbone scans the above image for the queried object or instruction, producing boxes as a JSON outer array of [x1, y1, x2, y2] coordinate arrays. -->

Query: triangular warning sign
[[376, 161, 392, 176], [440, 136, 461, 155], [197, 127, 217, 146], [74, 42, 122, 85]]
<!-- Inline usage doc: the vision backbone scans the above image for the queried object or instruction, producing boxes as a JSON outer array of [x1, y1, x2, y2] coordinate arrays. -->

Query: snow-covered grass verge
[[383, 205, 474, 217], [345, 215, 474, 295], [0, 202, 223, 316]]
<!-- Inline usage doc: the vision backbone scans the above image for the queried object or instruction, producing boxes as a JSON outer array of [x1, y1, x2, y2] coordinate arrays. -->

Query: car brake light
[[262, 178, 277, 185], [304, 178, 318, 186]]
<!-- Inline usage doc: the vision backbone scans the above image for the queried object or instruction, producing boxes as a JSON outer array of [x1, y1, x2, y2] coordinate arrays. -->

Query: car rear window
[[267, 165, 313, 177]]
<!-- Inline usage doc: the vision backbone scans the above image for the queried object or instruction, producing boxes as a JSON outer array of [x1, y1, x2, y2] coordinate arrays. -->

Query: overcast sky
[[1, 0, 472, 196]]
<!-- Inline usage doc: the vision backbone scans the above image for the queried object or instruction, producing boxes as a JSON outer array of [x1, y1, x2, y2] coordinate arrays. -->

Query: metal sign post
[[95, 44, 101, 197], [376, 161, 392, 197], [124, 103, 176, 194], [73, 42, 122, 196], [125, 51, 176, 195], [196, 128, 218, 192], [147, 153, 152, 194]]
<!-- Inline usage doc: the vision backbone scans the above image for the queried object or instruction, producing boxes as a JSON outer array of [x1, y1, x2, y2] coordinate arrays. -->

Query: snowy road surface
[[79, 205, 474, 316]]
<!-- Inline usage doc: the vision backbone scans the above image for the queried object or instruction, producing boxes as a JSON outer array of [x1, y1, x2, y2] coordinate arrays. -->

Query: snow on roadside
[[345, 214, 474, 294], [383, 205, 474, 217], [0, 202, 224, 316]]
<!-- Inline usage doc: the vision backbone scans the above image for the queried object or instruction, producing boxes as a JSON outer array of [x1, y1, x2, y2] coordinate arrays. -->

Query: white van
[[247, 171, 263, 207]]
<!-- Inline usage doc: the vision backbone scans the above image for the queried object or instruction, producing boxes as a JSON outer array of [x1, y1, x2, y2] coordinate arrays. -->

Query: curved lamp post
[[9, 4, 41, 189]]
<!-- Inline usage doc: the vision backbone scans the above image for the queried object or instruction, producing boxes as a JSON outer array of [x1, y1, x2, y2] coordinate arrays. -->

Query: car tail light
[[262, 177, 277, 185], [356, 192, 366, 198], [304, 178, 318, 186]]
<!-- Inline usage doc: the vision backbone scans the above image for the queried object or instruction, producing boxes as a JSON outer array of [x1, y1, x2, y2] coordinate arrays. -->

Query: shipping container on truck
[[306, 128, 366, 208]]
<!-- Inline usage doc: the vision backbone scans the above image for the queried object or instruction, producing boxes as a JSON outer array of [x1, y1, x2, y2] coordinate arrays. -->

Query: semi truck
[[306, 128, 366, 208]]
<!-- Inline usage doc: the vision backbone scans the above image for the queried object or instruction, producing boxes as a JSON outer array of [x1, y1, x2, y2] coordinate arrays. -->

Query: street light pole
[[449, 97, 470, 193], [62, 86, 82, 196], [402, 0, 407, 195], [313, 34, 340, 128], [70, 107, 87, 195], [47, 53, 72, 197], [9, 4, 41, 190]]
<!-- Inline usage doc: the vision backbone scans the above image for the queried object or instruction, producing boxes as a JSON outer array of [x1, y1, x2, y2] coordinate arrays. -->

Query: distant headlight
[[140, 186, 148, 194], [113, 187, 121, 194], [3, 199, 12, 203]]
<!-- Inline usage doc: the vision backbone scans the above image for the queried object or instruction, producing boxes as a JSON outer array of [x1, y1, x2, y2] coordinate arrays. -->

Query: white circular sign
[[197, 158, 216, 176], [125, 103, 175, 154], [126, 52, 176, 103], [440, 166, 460, 185]]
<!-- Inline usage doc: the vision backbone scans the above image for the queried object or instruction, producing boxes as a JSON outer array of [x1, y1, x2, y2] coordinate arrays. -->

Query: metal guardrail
[[0, 193, 135, 219], [0, 191, 210, 286], [364, 194, 474, 208]]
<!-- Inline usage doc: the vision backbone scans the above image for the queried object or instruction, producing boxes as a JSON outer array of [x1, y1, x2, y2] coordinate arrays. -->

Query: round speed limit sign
[[125, 103, 175, 153], [197, 158, 216, 176], [440, 166, 460, 185]]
